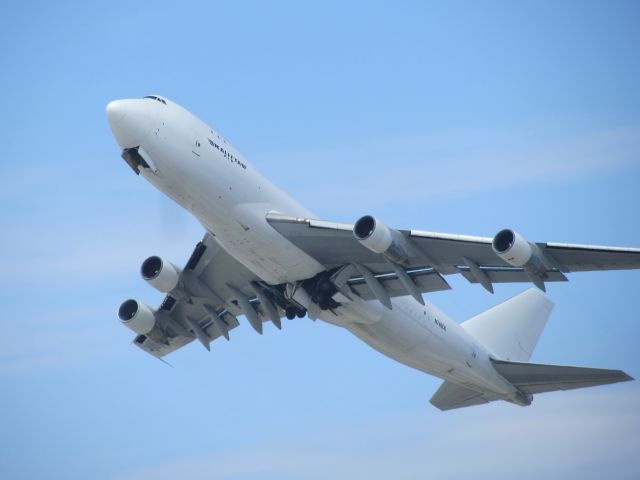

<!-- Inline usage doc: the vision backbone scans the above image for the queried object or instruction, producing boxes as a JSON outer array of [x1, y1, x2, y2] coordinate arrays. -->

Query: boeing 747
[[107, 95, 636, 410]]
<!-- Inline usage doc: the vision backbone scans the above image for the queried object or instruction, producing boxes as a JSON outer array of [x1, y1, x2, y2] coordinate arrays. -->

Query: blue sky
[[1, 1, 639, 479]]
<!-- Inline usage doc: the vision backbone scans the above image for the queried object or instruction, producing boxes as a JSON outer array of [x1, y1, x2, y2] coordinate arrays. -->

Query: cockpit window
[[143, 95, 167, 105]]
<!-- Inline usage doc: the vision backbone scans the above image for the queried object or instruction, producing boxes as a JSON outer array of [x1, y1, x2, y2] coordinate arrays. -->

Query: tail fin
[[461, 288, 553, 362], [431, 289, 633, 411]]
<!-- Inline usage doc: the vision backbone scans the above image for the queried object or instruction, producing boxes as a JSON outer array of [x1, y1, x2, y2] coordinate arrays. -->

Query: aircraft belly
[[197, 202, 325, 285], [335, 297, 518, 397], [347, 320, 454, 377], [339, 298, 460, 377]]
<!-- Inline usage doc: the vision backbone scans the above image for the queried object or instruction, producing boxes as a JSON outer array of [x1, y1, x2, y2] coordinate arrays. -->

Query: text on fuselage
[[434, 318, 447, 331], [208, 138, 247, 170]]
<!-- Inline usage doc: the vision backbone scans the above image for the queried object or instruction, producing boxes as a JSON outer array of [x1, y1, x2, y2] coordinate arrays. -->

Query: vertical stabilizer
[[461, 288, 554, 362]]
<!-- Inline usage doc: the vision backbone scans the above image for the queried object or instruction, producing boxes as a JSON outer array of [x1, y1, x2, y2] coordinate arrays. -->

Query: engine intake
[[492, 229, 533, 267], [118, 299, 156, 335], [141, 255, 180, 293]]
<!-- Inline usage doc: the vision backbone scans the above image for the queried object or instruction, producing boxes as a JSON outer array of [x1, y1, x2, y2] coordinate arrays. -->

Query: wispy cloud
[[264, 125, 640, 210], [0, 305, 125, 376], [1, 203, 201, 289], [0, 343, 122, 376], [116, 384, 640, 480]]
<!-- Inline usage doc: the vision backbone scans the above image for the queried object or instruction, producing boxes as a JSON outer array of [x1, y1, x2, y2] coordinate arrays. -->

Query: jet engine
[[118, 299, 156, 335], [353, 215, 410, 263], [140, 255, 181, 293], [492, 229, 546, 273], [492, 229, 532, 266]]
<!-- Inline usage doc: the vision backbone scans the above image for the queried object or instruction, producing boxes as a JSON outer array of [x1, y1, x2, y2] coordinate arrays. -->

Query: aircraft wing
[[266, 213, 640, 294], [132, 233, 284, 358]]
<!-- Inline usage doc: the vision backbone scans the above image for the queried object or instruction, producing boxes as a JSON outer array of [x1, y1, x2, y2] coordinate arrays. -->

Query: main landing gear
[[285, 307, 306, 320]]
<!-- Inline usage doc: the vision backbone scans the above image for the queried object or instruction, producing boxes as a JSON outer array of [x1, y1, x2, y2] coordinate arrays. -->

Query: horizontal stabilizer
[[429, 381, 489, 411], [491, 359, 634, 395]]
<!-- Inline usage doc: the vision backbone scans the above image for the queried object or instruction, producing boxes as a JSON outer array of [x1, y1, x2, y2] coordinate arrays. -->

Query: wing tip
[[619, 371, 634, 382]]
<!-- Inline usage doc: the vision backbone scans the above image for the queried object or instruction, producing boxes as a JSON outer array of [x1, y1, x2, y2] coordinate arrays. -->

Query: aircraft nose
[[106, 100, 127, 124], [106, 99, 153, 148]]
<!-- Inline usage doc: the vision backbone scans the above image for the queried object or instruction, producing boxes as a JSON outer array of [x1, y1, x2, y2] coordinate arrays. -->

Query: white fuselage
[[107, 96, 521, 403]]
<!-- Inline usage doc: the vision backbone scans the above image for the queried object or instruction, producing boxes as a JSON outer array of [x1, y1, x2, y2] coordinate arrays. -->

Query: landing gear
[[258, 282, 308, 321], [302, 270, 341, 310], [285, 307, 306, 320]]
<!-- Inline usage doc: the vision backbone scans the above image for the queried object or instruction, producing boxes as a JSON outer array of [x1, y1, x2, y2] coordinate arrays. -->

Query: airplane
[[107, 94, 637, 410]]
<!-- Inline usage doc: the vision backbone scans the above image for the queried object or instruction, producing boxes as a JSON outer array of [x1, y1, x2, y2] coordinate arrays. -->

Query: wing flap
[[348, 267, 451, 300], [458, 268, 569, 285], [491, 359, 634, 395]]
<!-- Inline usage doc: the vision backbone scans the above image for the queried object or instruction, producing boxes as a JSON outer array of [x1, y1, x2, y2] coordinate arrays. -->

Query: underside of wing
[[125, 213, 640, 359], [347, 266, 450, 301], [542, 243, 640, 272], [127, 234, 287, 358], [267, 213, 640, 294]]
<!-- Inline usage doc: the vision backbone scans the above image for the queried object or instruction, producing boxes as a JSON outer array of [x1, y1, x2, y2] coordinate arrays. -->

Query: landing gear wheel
[[285, 307, 296, 320], [296, 309, 306, 318]]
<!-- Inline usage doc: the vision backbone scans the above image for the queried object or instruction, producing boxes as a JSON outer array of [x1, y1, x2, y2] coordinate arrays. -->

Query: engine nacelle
[[140, 255, 181, 293], [118, 299, 156, 335], [492, 229, 533, 267], [353, 215, 410, 263]]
